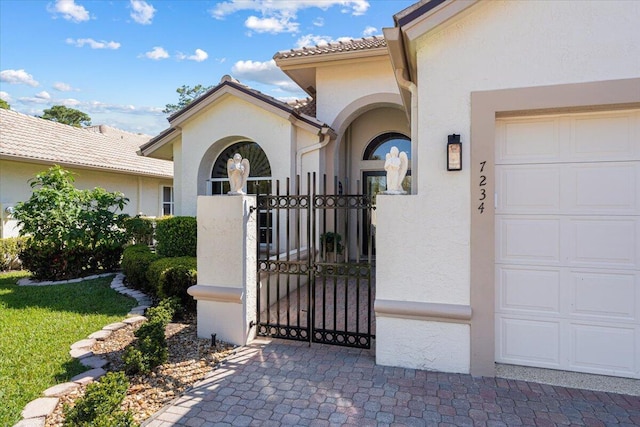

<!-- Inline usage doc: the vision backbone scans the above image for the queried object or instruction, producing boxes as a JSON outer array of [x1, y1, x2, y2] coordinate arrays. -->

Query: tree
[[13, 165, 129, 279], [163, 84, 212, 114], [0, 99, 9, 110], [41, 105, 91, 127]]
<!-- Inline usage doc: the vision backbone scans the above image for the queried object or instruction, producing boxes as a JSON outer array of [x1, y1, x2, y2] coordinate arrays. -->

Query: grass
[[0, 271, 137, 426]]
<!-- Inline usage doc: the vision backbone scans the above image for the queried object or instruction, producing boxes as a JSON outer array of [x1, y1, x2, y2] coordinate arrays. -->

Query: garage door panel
[[570, 323, 636, 375], [572, 114, 636, 161], [568, 218, 638, 268], [497, 266, 560, 313], [495, 109, 640, 378], [497, 165, 560, 213], [565, 162, 639, 214], [498, 119, 559, 162], [497, 217, 560, 264], [569, 271, 637, 320], [496, 317, 560, 367]]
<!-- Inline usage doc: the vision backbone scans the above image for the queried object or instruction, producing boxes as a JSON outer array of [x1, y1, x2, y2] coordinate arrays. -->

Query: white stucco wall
[[375, 0, 640, 373], [0, 160, 172, 238], [315, 58, 399, 127], [175, 96, 320, 217]]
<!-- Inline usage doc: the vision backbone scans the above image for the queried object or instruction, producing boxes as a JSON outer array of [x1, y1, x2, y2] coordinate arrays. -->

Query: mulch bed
[[45, 316, 235, 426]]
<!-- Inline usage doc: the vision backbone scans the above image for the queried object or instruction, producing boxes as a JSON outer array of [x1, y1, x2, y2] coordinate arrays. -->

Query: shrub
[[124, 216, 155, 246], [145, 297, 180, 325], [63, 371, 137, 427], [147, 256, 197, 308], [13, 166, 129, 280], [155, 216, 196, 257], [121, 245, 159, 293], [0, 237, 26, 271]]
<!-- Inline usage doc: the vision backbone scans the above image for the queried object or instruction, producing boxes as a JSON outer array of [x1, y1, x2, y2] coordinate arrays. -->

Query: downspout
[[296, 126, 332, 177], [395, 68, 418, 194]]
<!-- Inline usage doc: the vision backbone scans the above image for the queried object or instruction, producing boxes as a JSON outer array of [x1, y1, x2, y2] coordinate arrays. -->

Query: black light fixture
[[447, 134, 462, 171]]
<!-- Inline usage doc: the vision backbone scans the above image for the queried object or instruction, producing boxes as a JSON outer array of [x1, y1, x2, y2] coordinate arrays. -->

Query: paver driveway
[[144, 339, 640, 427]]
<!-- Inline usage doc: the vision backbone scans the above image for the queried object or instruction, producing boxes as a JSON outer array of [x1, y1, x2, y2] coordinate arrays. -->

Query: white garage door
[[495, 109, 640, 379]]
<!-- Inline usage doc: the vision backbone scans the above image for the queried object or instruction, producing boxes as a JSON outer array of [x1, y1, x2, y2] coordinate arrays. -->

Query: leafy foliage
[[0, 237, 26, 271], [41, 105, 91, 127], [63, 371, 137, 427], [13, 166, 129, 280], [121, 245, 159, 293], [155, 216, 197, 257], [0, 99, 9, 110], [124, 216, 155, 246], [162, 84, 212, 115], [123, 298, 176, 374], [147, 256, 197, 310]]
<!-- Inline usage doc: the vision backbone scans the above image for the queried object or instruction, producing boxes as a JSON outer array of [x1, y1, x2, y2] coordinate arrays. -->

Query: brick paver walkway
[[144, 339, 640, 427]]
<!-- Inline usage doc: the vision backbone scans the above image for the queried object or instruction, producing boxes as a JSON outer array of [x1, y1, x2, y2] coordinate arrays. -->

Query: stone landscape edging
[[13, 272, 151, 427]]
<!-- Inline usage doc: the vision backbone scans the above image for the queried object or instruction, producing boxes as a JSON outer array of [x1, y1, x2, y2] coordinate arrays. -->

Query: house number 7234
[[478, 161, 487, 214]]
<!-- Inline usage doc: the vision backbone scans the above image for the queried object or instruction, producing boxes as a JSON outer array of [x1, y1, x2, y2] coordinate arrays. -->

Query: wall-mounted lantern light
[[447, 134, 462, 171]]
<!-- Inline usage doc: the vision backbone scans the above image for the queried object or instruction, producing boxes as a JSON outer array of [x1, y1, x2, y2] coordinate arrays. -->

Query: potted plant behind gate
[[320, 232, 343, 263]]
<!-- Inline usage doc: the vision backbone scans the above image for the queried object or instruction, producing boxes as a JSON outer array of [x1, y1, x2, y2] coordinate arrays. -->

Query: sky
[[0, 0, 416, 136]]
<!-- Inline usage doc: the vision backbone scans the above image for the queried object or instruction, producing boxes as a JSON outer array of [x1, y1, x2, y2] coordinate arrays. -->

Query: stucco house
[[141, 0, 640, 379], [0, 108, 173, 238]]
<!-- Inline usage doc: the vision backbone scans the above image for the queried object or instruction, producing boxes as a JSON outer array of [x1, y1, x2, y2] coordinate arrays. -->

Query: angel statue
[[227, 153, 250, 195], [383, 146, 408, 195]]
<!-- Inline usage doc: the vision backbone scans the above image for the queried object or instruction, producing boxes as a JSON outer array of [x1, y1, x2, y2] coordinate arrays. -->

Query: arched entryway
[[207, 141, 272, 195]]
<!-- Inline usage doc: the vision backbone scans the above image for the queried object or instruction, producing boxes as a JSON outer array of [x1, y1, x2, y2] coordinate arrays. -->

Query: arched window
[[363, 132, 411, 161], [208, 141, 272, 195]]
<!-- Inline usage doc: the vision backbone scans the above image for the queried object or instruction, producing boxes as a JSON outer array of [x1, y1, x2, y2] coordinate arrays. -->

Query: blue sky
[[0, 0, 415, 136]]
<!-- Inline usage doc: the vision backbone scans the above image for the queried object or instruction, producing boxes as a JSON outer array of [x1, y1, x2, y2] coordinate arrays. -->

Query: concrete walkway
[[144, 339, 640, 427]]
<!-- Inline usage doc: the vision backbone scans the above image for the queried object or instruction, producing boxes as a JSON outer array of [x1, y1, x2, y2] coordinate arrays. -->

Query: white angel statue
[[383, 146, 408, 194], [227, 153, 250, 195]]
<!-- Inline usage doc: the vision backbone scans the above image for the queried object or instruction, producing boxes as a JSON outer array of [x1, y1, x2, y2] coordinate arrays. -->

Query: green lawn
[[0, 271, 137, 426]]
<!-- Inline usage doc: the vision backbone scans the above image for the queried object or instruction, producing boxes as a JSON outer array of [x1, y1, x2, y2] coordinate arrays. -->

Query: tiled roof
[[273, 36, 387, 60], [0, 108, 173, 178], [288, 97, 316, 118]]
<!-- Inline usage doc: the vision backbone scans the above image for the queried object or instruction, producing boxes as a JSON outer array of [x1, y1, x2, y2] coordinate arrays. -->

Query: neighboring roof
[[273, 36, 387, 61], [140, 77, 328, 159], [0, 108, 173, 178]]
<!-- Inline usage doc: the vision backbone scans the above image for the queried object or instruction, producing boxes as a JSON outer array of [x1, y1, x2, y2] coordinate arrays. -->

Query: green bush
[[0, 237, 26, 271], [121, 245, 159, 293], [13, 166, 129, 280], [147, 256, 197, 308], [124, 216, 155, 246], [155, 216, 196, 257], [145, 297, 180, 325], [63, 371, 137, 427]]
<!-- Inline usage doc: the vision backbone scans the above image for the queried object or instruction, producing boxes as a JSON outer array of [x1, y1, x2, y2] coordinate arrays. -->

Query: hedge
[[155, 216, 196, 257], [146, 256, 197, 310], [123, 216, 155, 246], [0, 237, 26, 271], [120, 245, 160, 292]]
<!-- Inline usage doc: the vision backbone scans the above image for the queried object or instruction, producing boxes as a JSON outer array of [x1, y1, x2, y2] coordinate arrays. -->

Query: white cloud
[[0, 91, 13, 102], [312, 17, 324, 27], [53, 82, 76, 92], [61, 98, 82, 107], [66, 38, 121, 49], [47, 0, 90, 23], [130, 0, 156, 25], [231, 59, 300, 93], [142, 46, 169, 60], [211, 1, 369, 34], [0, 69, 39, 87], [177, 48, 209, 62], [245, 15, 298, 34], [212, 1, 369, 18], [35, 91, 51, 100], [362, 26, 378, 37], [294, 34, 353, 49]]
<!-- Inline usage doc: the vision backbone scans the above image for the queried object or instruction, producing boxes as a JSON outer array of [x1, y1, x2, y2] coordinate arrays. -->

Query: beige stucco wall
[[376, 0, 640, 373], [173, 96, 321, 217], [0, 159, 172, 238]]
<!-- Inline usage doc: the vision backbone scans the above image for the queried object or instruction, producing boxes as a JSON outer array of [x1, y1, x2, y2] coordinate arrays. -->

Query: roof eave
[[139, 127, 180, 160]]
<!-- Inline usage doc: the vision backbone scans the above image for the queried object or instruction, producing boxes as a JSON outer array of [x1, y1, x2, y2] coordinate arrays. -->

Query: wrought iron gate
[[255, 174, 375, 349]]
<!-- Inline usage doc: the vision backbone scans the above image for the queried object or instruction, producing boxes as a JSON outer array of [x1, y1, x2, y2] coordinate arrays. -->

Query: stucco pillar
[[187, 195, 257, 345]]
